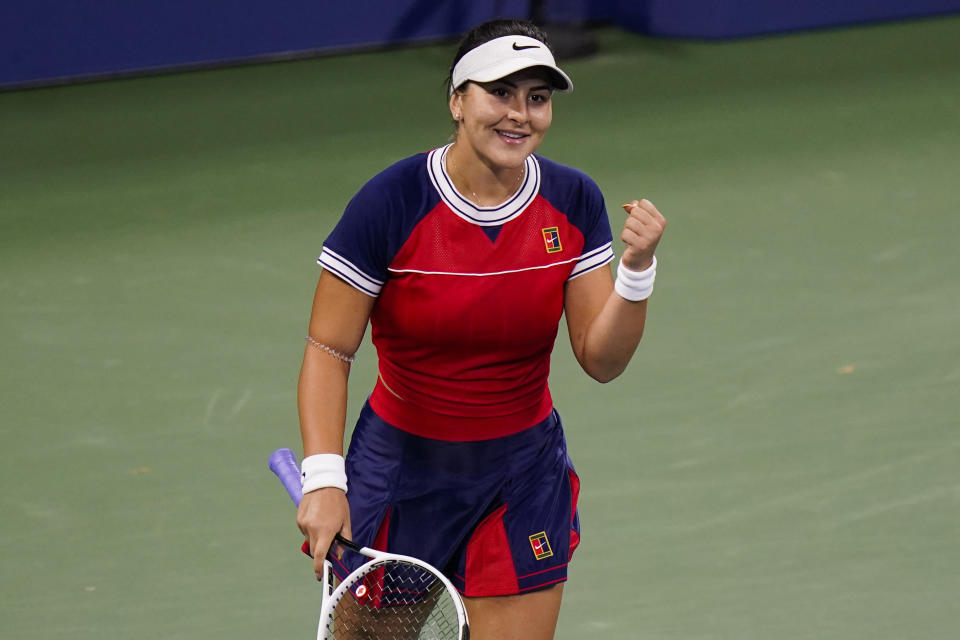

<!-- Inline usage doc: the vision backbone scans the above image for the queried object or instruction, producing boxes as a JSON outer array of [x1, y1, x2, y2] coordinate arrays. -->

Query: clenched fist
[[620, 199, 666, 271]]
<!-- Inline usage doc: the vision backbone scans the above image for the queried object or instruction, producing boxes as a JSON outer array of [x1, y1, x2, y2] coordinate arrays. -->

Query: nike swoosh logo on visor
[[512, 43, 540, 50]]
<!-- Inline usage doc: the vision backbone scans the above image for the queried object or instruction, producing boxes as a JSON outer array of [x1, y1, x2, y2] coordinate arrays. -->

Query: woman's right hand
[[296, 487, 352, 580]]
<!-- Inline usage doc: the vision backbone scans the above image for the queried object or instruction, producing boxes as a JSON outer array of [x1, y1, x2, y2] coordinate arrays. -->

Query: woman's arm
[[297, 270, 375, 455], [295, 269, 376, 577], [565, 199, 666, 382]]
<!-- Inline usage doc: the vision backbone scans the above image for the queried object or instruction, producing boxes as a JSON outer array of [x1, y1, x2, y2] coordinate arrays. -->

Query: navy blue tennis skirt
[[334, 401, 581, 597]]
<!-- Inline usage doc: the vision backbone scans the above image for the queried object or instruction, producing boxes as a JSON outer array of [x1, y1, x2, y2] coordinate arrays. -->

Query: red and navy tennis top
[[319, 144, 614, 441]]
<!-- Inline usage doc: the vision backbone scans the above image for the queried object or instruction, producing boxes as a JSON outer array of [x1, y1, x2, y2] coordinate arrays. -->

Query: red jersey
[[319, 145, 613, 441]]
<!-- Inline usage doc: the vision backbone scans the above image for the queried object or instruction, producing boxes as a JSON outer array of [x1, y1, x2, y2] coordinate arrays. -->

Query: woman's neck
[[445, 143, 526, 207]]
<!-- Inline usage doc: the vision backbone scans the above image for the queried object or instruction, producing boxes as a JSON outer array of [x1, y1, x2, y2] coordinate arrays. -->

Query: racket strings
[[328, 560, 459, 640]]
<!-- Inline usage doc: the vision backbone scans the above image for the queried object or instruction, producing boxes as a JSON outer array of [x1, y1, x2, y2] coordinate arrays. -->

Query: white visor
[[450, 35, 573, 95]]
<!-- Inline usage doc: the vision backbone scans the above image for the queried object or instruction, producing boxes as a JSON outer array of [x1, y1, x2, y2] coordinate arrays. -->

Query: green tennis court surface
[[2, 15, 958, 640]]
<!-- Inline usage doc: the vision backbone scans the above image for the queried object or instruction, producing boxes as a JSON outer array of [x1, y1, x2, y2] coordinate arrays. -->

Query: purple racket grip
[[268, 448, 304, 506]]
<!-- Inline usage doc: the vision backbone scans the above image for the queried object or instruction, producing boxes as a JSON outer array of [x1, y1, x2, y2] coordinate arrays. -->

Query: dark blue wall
[[616, 0, 960, 39], [2, 0, 958, 89], [1, 0, 530, 88]]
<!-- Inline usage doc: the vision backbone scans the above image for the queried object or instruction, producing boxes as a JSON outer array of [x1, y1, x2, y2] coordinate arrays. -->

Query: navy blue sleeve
[[537, 157, 614, 278], [318, 153, 437, 296]]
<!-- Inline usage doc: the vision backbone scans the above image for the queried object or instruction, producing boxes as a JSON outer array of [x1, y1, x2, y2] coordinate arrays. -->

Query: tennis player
[[296, 18, 666, 640]]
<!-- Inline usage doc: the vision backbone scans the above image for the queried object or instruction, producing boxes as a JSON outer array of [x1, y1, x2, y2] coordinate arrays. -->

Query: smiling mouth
[[496, 130, 529, 144]]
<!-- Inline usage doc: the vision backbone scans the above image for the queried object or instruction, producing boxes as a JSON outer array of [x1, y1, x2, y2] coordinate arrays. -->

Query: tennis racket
[[268, 448, 470, 640]]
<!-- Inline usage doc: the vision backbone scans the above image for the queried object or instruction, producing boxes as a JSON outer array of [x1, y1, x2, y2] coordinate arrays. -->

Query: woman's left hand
[[620, 199, 667, 271]]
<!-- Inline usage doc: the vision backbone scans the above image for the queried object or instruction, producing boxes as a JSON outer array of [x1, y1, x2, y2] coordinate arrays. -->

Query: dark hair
[[445, 19, 553, 95]]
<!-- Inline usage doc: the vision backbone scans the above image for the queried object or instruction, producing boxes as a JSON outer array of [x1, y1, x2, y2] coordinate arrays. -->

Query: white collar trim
[[427, 144, 540, 227]]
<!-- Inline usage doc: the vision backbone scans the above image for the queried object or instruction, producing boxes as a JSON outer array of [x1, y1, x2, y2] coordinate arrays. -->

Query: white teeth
[[498, 131, 524, 138]]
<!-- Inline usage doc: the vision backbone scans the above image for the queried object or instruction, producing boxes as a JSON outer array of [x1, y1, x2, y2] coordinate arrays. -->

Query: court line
[[228, 388, 252, 418], [673, 440, 960, 533], [818, 484, 959, 531]]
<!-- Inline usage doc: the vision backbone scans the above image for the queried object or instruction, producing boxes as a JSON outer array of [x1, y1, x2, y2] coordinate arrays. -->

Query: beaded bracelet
[[305, 336, 356, 364]]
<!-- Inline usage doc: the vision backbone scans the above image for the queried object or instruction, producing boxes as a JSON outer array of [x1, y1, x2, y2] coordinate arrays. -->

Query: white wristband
[[301, 454, 348, 494], [614, 255, 657, 302]]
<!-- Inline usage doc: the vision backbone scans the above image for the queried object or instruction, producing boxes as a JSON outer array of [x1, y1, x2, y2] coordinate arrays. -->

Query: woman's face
[[450, 68, 554, 171]]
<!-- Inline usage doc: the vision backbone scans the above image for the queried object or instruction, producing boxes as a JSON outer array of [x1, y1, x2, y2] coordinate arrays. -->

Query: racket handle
[[268, 448, 304, 506], [269, 447, 363, 555]]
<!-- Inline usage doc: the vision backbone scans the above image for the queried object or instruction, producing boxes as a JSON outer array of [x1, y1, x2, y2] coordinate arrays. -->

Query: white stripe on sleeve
[[317, 247, 384, 297], [568, 242, 614, 280]]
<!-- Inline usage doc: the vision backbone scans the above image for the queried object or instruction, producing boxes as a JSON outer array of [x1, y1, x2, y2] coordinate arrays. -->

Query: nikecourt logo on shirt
[[512, 42, 540, 50], [542, 227, 562, 253]]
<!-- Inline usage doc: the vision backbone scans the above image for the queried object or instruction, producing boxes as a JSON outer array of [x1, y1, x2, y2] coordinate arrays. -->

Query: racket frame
[[268, 448, 470, 640], [319, 540, 468, 640]]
